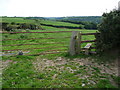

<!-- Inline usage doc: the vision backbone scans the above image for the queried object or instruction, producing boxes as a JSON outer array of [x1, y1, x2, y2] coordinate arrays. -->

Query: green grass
[[2, 17, 35, 24], [2, 56, 36, 88], [2, 54, 119, 88], [94, 79, 116, 88]]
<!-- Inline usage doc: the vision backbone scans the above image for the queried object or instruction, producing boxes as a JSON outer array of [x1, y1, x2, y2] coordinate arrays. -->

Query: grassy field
[[2, 17, 81, 27], [2, 17, 35, 24], [1, 17, 119, 88]]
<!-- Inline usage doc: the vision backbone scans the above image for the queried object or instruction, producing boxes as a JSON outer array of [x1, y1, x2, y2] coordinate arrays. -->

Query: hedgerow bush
[[95, 10, 120, 53], [2, 22, 42, 31]]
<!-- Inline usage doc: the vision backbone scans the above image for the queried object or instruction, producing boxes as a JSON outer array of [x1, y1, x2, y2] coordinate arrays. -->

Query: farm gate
[[1, 31, 98, 56]]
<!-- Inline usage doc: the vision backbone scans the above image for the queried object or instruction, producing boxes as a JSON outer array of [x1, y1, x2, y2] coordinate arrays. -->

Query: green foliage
[[18, 23, 38, 30], [11, 22, 16, 25], [59, 20, 98, 29], [83, 22, 97, 29], [25, 17, 45, 20], [95, 10, 120, 53], [111, 75, 120, 86], [2, 22, 9, 30], [5, 26, 12, 31], [46, 16, 101, 23], [94, 79, 116, 88]]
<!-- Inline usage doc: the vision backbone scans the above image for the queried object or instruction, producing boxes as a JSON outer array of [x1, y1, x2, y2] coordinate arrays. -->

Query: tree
[[11, 22, 16, 25]]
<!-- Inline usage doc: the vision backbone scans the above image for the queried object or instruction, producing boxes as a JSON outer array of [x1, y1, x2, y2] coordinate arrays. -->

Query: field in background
[[2, 17, 81, 27]]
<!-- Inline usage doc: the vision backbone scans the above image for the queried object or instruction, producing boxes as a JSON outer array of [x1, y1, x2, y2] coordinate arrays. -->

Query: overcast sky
[[0, 0, 119, 17]]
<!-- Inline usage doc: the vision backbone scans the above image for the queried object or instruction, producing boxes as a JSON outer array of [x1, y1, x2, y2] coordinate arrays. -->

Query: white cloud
[[0, 0, 119, 17]]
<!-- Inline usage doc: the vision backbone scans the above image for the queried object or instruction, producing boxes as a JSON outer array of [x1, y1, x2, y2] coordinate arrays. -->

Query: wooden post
[[76, 32, 81, 54], [69, 31, 78, 56], [79, 32, 82, 53]]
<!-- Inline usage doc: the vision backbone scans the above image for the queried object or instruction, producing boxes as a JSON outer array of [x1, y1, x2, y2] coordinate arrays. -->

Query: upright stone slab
[[69, 31, 78, 56]]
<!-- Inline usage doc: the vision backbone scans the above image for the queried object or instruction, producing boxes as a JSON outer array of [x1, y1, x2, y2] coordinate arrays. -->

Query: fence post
[[76, 32, 81, 54], [69, 31, 80, 56]]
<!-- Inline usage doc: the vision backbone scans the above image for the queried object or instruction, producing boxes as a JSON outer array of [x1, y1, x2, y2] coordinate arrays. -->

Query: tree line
[[59, 20, 98, 29]]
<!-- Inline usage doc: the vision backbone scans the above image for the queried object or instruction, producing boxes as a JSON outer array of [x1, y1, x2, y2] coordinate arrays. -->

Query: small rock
[[82, 83, 85, 87], [43, 59, 47, 61], [52, 74, 57, 79], [66, 67, 71, 69], [56, 57, 62, 61], [90, 81, 96, 85]]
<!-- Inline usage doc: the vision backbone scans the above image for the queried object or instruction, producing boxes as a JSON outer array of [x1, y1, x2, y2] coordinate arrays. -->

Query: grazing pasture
[[1, 17, 119, 88]]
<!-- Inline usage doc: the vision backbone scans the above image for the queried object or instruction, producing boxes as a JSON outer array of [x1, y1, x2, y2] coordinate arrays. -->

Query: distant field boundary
[[40, 23, 81, 29]]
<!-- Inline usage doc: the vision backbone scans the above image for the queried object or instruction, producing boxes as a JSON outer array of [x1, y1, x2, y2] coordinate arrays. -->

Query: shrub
[[5, 26, 12, 31], [2, 22, 9, 30], [11, 22, 16, 25], [95, 10, 120, 53], [18, 23, 37, 30]]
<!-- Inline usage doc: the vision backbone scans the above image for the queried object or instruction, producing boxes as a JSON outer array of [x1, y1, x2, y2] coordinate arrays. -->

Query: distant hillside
[[25, 17, 45, 20], [45, 16, 102, 23], [2, 16, 99, 30]]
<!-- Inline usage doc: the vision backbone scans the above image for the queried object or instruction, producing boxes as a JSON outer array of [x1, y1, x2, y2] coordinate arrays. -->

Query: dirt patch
[[33, 56, 119, 87], [33, 57, 67, 72], [33, 57, 118, 76]]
